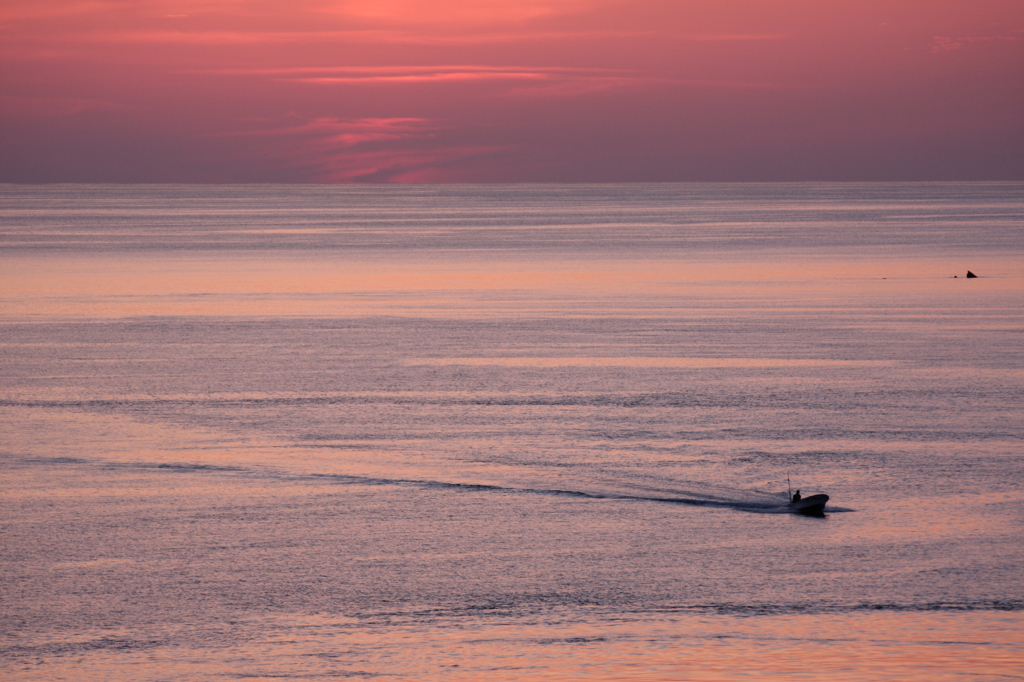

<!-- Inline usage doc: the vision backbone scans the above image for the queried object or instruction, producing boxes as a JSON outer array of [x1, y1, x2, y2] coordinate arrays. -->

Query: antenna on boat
[[787, 472, 792, 501]]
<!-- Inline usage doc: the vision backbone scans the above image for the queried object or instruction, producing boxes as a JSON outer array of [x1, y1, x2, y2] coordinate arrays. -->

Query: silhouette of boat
[[788, 493, 829, 515]]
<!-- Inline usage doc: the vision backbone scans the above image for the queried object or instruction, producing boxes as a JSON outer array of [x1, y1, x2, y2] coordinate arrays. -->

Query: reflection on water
[[4, 457, 1023, 680], [3, 251, 1021, 320], [4, 609, 1021, 681], [1, 183, 1022, 680], [410, 357, 891, 367]]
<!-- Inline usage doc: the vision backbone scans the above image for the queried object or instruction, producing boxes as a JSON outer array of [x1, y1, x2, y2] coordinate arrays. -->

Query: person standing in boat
[[792, 489, 801, 503]]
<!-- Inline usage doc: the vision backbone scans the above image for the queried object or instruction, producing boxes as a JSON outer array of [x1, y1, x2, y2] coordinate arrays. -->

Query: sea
[[1, 183, 1022, 681]]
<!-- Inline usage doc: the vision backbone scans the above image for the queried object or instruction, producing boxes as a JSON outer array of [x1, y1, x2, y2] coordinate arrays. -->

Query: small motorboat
[[788, 493, 829, 515]]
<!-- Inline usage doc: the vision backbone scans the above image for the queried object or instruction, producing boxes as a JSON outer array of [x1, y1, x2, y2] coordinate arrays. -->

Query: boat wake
[[306, 470, 836, 515], [20, 455, 843, 515]]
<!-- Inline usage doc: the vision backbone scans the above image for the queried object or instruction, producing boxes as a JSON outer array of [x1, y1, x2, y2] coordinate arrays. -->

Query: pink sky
[[2, 0, 1022, 182]]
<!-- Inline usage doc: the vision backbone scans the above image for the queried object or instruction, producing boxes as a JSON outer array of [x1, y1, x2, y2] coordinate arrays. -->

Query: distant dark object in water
[[966, 271, 978, 278], [788, 493, 829, 515]]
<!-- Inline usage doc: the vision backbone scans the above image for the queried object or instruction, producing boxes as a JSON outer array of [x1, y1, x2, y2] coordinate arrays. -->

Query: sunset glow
[[2, 1, 1021, 181]]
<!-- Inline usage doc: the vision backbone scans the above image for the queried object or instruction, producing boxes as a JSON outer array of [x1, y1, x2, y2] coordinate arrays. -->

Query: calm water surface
[[2, 183, 1022, 680]]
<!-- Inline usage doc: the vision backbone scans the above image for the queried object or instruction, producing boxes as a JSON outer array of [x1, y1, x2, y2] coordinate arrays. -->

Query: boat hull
[[788, 493, 829, 515]]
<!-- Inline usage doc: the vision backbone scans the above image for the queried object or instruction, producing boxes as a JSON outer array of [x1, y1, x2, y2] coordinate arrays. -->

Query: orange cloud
[[195, 64, 796, 97], [217, 115, 507, 182], [241, 115, 434, 145], [262, 65, 633, 88], [328, 0, 605, 25], [931, 33, 1020, 52]]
